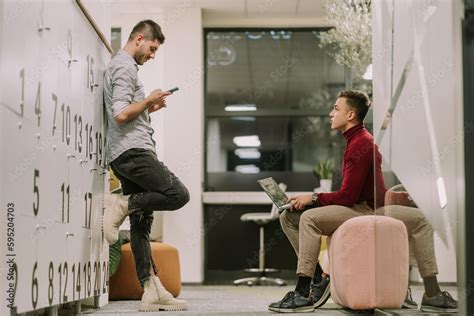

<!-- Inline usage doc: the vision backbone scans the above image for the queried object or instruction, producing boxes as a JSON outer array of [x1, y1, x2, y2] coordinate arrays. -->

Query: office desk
[[202, 191, 311, 205]]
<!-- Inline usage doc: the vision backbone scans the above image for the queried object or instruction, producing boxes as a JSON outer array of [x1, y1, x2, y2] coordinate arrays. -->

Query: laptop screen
[[257, 177, 289, 208]]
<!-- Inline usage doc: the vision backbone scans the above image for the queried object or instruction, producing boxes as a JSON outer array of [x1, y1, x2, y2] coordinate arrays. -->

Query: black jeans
[[110, 148, 190, 287]]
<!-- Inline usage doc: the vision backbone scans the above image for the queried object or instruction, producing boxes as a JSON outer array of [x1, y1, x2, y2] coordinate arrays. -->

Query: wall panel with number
[[0, 1, 110, 314]]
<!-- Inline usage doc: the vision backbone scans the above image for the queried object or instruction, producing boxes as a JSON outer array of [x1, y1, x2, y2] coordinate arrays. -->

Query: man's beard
[[134, 52, 146, 65]]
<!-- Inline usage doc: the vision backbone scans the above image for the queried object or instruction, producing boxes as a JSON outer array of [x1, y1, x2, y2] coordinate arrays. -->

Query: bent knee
[[279, 210, 299, 228], [417, 213, 434, 232], [169, 186, 190, 210], [179, 186, 190, 207], [300, 210, 314, 224]]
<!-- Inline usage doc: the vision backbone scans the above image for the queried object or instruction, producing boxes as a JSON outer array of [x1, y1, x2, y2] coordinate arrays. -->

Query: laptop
[[257, 177, 291, 213]]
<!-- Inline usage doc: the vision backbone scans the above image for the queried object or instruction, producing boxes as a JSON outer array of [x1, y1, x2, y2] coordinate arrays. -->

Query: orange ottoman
[[328, 215, 408, 310], [109, 242, 182, 300]]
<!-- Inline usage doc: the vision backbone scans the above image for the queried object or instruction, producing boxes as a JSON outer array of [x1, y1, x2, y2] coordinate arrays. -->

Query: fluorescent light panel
[[235, 165, 260, 174], [230, 117, 256, 122], [235, 148, 261, 159], [225, 104, 257, 112], [233, 135, 261, 147]]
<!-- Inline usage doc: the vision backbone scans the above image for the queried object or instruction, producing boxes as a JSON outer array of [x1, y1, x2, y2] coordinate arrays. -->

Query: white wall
[[113, 8, 204, 283], [1, 1, 110, 313], [159, 8, 204, 283]]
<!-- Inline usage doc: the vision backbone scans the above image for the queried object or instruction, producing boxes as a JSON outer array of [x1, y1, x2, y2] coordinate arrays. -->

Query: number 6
[[32, 262, 38, 309]]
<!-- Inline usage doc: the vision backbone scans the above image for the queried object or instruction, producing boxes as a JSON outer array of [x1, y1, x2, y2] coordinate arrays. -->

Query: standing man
[[268, 90, 457, 313], [103, 20, 189, 312]]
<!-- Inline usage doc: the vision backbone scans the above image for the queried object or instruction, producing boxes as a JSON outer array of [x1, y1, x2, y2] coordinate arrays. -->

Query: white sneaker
[[102, 193, 130, 244], [140, 276, 187, 312]]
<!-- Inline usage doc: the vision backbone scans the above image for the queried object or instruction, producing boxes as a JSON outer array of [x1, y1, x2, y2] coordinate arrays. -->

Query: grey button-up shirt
[[104, 50, 156, 164]]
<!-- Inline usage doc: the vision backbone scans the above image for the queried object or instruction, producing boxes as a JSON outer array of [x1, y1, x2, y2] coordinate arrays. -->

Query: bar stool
[[233, 183, 287, 286]]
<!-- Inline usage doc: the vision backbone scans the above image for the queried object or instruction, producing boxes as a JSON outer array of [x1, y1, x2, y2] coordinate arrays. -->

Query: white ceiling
[[206, 30, 345, 112], [111, 0, 329, 27]]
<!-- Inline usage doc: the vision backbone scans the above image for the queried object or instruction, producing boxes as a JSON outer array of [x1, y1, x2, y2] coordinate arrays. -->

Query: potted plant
[[313, 159, 334, 192]]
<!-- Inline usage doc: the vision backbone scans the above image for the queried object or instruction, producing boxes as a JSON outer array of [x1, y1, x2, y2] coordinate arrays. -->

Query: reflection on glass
[[206, 30, 345, 114], [372, 1, 459, 308], [205, 29, 347, 187], [206, 117, 341, 174]]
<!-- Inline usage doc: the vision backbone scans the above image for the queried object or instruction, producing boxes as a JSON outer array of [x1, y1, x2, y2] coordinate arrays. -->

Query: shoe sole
[[401, 302, 418, 309], [313, 283, 331, 308], [140, 303, 187, 311], [268, 306, 315, 313], [420, 305, 457, 313]]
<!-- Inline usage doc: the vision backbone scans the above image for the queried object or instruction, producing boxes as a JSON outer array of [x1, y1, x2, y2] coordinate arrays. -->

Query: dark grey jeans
[[110, 148, 190, 287]]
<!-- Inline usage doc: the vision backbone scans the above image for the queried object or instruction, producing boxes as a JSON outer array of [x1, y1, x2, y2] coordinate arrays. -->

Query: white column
[[159, 8, 204, 283]]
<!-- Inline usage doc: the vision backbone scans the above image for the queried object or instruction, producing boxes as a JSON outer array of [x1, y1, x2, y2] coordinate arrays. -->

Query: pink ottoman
[[328, 215, 408, 310]]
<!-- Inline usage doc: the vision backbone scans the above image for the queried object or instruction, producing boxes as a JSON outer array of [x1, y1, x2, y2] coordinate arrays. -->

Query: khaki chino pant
[[279, 203, 438, 279]]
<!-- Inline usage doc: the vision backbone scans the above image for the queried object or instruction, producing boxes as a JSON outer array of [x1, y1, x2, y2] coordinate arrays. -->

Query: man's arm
[[115, 98, 152, 124], [115, 89, 169, 124], [110, 65, 170, 125]]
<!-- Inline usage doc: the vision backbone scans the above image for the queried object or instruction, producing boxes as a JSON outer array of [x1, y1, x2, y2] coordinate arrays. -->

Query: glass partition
[[205, 29, 346, 191], [373, 0, 460, 308]]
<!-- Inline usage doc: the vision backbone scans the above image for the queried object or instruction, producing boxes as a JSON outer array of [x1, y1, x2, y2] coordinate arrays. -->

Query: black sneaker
[[420, 291, 457, 313], [402, 286, 418, 309], [310, 275, 331, 308], [268, 291, 314, 313]]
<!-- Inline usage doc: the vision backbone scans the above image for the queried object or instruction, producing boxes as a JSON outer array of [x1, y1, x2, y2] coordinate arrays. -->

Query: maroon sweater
[[317, 124, 387, 209]]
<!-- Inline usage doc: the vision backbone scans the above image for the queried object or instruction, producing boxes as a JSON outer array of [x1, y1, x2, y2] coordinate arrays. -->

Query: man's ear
[[347, 110, 357, 122], [135, 34, 144, 46]]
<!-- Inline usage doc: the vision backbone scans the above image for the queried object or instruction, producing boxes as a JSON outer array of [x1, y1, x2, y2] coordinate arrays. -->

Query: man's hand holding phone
[[148, 89, 171, 113]]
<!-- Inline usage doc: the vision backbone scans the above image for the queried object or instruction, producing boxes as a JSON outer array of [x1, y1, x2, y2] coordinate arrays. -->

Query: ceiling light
[[235, 148, 261, 159], [225, 104, 257, 112], [207, 45, 236, 66], [233, 135, 261, 147], [436, 177, 447, 209], [230, 117, 256, 122], [235, 165, 260, 174], [245, 31, 265, 40], [270, 30, 292, 40]]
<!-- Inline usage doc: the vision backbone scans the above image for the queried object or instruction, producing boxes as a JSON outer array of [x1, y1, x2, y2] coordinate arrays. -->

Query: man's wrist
[[144, 97, 153, 108]]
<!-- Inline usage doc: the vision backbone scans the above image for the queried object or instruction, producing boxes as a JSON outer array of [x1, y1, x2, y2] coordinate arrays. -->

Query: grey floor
[[79, 284, 458, 316]]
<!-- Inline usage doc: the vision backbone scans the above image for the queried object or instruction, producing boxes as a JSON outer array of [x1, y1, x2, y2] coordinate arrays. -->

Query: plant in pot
[[313, 158, 334, 192]]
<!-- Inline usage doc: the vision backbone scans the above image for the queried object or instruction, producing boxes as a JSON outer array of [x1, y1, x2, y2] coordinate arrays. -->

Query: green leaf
[[313, 158, 334, 179], [109, 234, 122, 277]]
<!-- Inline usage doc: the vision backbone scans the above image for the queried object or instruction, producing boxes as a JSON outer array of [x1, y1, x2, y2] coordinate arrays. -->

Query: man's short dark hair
[[128, 20, 165, 43], [337, 90, 371, 122]]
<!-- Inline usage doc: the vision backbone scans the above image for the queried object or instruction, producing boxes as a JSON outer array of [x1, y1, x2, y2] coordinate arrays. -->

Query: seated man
[[268, 90, 457, 313]]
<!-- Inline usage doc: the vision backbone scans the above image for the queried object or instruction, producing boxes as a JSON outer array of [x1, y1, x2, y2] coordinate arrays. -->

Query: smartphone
[[167, 87, 179, 93]]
